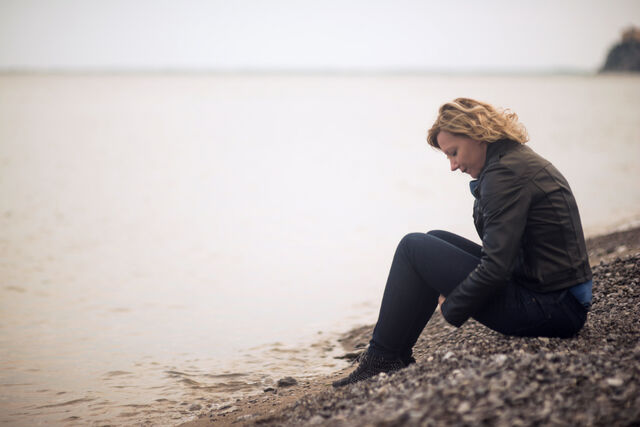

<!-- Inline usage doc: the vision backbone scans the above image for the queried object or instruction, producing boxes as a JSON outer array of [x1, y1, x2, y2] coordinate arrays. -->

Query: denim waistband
[[569, 279, 593, 310]]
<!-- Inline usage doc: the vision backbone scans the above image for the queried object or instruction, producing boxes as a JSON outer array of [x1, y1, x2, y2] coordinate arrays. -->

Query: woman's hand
[[438, 294, 446, 315]]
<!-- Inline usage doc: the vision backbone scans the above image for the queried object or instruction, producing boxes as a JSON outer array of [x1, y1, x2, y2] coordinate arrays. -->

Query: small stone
[[492, 354, 508, 365], [218, 405, 239, 415], [308, 415, 325, 424], [320, 409, 333, 418], [443, 351, 455, 360], [606, 377, 624, 387], [277, 376, 298, 387], [236, 414, 255, 421], [457, 401, 471, 413], [188, 404, 202, 411], [263, 387, 276, 393]]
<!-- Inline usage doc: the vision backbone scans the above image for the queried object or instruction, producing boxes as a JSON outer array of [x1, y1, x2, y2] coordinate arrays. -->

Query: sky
[[0, 0, 639, 72]]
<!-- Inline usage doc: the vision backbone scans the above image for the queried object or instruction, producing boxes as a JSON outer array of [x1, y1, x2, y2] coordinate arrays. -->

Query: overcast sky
[[0, 0, 639, 72]]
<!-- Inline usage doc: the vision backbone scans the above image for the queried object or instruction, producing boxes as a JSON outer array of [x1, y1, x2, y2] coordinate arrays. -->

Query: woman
[[333, 98, 593, 387]]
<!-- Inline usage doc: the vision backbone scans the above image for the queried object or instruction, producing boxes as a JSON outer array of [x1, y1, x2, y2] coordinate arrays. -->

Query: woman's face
[[437, 131, 488, 179]]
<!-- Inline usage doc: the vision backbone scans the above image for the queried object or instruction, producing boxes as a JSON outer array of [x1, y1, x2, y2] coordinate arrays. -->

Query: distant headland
[[601, 27, 640, 72]]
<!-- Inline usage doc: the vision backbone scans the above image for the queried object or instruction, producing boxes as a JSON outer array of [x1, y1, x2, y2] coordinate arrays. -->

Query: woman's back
[[472, 139, 592, 292]]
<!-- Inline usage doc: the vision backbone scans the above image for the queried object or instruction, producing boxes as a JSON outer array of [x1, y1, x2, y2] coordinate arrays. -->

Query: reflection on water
[[1, 73, 639, 425]]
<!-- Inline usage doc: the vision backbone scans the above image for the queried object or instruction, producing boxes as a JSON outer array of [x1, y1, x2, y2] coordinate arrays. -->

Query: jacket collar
[[470, 139, 519, 198], [481, 139, 521, 174], [485, 139, 517, 165]]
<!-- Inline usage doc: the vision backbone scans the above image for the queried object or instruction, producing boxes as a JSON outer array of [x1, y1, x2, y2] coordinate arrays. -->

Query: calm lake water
[[1, 73, 639, 425]]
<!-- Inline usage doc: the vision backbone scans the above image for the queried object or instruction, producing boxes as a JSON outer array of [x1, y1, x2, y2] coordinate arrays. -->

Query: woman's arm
[[441, 164, 532, 327]]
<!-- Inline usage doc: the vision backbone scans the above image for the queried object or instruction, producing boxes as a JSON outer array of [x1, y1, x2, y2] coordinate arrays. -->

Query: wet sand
[[181, 225, 640, 426]]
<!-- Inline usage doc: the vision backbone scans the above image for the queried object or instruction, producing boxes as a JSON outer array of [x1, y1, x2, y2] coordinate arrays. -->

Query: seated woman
[[333, 97, 593, 387]]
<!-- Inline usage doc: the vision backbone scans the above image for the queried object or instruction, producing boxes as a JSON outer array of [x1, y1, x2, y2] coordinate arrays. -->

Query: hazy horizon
[[0, 67, 604, 74], [1, 0, 639, 73]]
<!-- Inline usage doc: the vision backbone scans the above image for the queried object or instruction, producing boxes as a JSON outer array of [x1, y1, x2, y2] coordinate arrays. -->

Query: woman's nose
[[449, 158, 459, 171]]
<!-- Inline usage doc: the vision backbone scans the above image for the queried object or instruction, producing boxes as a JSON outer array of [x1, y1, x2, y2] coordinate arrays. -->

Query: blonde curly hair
[[427, 98, 529, 149]]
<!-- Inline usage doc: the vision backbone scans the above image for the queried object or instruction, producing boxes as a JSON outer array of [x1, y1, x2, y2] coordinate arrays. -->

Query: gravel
[[251, 253, 640, 426]]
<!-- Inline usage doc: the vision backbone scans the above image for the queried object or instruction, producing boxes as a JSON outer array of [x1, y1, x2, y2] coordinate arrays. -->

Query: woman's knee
[[426, 229, 451, 240], [426, 229, 482, 258], [398, 232, 426, 251], [397, 232, 443, 260]]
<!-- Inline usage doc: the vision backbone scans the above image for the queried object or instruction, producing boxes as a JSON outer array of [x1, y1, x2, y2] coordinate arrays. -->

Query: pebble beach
[[184, 226, 640, 426]]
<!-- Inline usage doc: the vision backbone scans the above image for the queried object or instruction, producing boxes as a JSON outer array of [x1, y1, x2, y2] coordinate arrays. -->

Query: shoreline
[[181, 225, 640, 426]]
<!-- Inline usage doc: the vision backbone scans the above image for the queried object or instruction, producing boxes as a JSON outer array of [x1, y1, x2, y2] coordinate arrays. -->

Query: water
[[1, 73, 639, 425]]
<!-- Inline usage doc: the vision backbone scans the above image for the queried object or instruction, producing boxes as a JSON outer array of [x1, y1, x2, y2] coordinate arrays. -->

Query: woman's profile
[[333, 97, 593, 387]]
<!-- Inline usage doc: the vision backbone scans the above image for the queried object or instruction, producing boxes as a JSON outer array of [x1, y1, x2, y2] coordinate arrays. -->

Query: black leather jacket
[[441, 139, 592, 327]]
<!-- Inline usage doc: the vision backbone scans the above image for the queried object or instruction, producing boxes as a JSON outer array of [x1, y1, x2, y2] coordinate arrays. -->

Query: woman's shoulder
[[477, 143, 543, 198], [486, 142, 550, 179]]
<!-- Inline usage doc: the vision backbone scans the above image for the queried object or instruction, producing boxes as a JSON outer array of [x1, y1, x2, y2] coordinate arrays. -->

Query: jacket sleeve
[[441, 165, 532, 327]]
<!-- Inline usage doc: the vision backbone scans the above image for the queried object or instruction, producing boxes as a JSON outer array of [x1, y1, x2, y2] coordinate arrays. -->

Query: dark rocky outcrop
[[601, 27, 640, 72]]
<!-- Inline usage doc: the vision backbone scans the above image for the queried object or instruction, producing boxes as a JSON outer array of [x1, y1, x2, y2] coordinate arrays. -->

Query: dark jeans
[[370, 230, 588, 360]]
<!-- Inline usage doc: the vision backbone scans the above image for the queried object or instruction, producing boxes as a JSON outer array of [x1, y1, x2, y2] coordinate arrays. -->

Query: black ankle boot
[[332, 350, 404, 388]]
